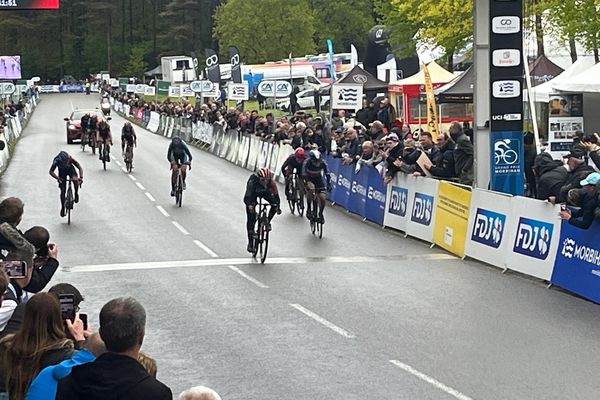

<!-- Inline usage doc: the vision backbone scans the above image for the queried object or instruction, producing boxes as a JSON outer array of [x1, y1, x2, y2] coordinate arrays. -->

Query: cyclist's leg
[[283, 172, 292, 199], [245, 201, 257, 252], [170, 161, 178, 195], [58, 179, 66, 216], [180, 163, 188, 189], [305, 180, 316, 216], [69, 168, 80, 203]]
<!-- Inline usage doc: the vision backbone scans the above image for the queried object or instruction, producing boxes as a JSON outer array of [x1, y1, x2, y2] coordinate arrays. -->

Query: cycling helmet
[[309, 149, 321, 160], [294, 148, 305, 158], [256, 167, 271, 180], [172, 136, 182, 144], [55, 151, 69, 164]]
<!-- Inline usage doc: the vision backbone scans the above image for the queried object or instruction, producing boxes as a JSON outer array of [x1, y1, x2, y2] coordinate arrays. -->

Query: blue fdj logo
[[411, 193, 433, 225], [513, 217, 553, 260], [389, 186, 408, 216], [471, 208, 506, 248]]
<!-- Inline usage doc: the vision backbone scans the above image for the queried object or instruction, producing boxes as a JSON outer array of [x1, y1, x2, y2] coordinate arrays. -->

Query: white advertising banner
[[168, 86, 181, 98], [237, 136, 250, 167], [465, 189, 515, 269], [146, 112, 160, 133], [505, 196, 561, 281], [165, 117, 174, 138], [145, 86, 156, 96], [126, 84, 135, 93], [331, 83, 363, 110], [405, 176, 439, 244], [228, 83, 249, 101], [180, 84, 194, 98], [134, 84, 146, 94], [383, 173, 412, 233], [247, 137, 262, 171], [548, 116, 583, 159], [274, 144, 293, 181]]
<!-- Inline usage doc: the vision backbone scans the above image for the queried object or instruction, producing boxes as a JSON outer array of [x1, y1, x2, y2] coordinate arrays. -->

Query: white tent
[[526, 58, 595, 102], [553, 59, 600, 93]]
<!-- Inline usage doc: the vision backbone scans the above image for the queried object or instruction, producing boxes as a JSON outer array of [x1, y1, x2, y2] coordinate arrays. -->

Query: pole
[[523, 48, 541, 153]]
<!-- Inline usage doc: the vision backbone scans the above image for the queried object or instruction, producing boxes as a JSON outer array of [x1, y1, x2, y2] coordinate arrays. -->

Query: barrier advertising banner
[[331, 83, 363, 110], [168, 86, 180, 98], [348, 167, 368, 216], [551, 220, 600, 303], [326, 156, 340, 199], [332, 162, 353, 210], [433, 182, 472, 258], [505, 196, 560, 281], [364, 167, 386, 225], [237, 136, 250, 168], [383, 174, 411, 233], [146, 112, 160, 133], [465, 189, 514, 269], [405, 177, 439, 244]]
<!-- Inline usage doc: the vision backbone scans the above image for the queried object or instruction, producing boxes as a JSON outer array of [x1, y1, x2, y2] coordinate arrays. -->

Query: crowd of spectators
[[0, 197, 221, 399]]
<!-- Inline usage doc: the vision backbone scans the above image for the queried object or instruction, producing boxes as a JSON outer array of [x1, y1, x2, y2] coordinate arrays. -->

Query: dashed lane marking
[[193, 240, 219, 258], [128, 175, 137, 181], [144, 192, 156, 202], [227, 265, 268, 288], [156, 206, 170, 217], [171, 221, 189, 235], [290, 303, 355, 338], [62, 253, 456, 273], [389, 360, 474, 400], [135, 182, 145, 191], [116, 161, 122, 167]]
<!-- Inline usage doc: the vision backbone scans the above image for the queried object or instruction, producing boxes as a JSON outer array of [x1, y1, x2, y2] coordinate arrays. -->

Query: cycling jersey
[[167, 139, 192, 164], [50, 154, 79, 182], [98, 124, 110, 141], [280, 155, 305, 176], [302, 158, 331, 190], [244, 175, 279, 206], [121, 125, 135, 146]]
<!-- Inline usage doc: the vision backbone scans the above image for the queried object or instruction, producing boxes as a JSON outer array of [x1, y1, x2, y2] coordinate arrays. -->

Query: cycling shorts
[[305, 176, 326, 193], [58, 166, 77, 187], [171, 152, 188, 165]]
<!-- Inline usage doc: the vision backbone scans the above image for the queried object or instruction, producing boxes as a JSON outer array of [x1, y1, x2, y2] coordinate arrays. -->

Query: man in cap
[[559, 172, 600, 229], [555, 147, 595, 203]]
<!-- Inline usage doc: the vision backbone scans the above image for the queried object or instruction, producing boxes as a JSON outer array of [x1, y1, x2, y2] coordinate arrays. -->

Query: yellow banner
[[423, 63, 440, 140], [433, 181, 472, 257]]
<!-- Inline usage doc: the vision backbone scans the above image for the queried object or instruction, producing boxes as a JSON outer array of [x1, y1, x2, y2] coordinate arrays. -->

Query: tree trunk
[[594, 48, 599, 63], [152, 0, 157, 53], [446, 49, 454, 73], [569, 35, 578, 62], [535, 13, 544, 56]]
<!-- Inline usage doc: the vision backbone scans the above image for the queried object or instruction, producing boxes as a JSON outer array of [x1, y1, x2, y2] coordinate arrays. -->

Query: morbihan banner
[[465, 189, 515, 269], [331, 83, 363, 110], [505, 196, 561, 281], [228, 83, 249, 101]]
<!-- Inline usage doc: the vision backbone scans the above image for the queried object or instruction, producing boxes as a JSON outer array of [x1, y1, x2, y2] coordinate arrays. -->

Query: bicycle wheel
[[91, 138, 96, 155], [175, 172, 183, 207], [288, 184, 296, 214], [126, 148, 133, 173], [316, 217, 323, 239], [297, 187, 305, 216], [66, 187, 73, 225], [259, 217, 269, 264], [81, 134, 86, 152]]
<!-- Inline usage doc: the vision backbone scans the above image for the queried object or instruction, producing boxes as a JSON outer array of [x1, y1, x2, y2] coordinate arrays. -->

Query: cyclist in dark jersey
[[243, 167, 281, 252], [121, 122, 137, 162], [302, 149, 331, 223], [167, 136, 193, 196], [49, 151, 83, 217], [96, 120, 113, 162], [281, 147, 306, 200]]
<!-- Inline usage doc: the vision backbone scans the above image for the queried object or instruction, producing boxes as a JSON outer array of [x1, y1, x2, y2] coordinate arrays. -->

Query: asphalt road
[[2, 93, 599, 399]]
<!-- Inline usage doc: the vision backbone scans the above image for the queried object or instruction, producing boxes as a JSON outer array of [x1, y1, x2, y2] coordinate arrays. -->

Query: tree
[[310, 0, 375, 54], [374, 0, 419, 56], [214, 0, 316, 63], [123, 44, 150, 79]]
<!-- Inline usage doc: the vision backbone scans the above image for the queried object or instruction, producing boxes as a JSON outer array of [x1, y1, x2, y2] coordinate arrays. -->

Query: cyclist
[[121, 121, 137, 165], [281, 147, 306, 200], [302, 149, 331, 223], [167, 136, 193, 196], [96, 119, 113, 162], [80, 112, 92, 145], [49, 151, 83, 217], [244, 167, 281, 253]]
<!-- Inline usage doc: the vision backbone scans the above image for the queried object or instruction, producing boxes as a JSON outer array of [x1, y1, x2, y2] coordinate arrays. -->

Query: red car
[[63, 109, 110, 144]]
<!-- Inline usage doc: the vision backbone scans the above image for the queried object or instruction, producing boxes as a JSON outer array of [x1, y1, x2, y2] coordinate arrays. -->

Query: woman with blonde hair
[[0, 292, 84, 400]]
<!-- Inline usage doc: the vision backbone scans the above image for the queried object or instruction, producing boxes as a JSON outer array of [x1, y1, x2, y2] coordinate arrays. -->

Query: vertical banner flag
[[350, 44, 359, 68], [205, 48, 221, 84], [190, 51, 200, 79], [229, 46, 242, 84], [326, 39, 336, 81], [490, 131, 524, 195], [422, 63, 440, 139]]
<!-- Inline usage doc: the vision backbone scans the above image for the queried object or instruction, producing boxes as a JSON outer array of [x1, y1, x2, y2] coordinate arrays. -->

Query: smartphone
[[560, 203, 567, 211], [79, 313, 88, 331], [59, 294, 75, 322], [0, 261, 27, 278]]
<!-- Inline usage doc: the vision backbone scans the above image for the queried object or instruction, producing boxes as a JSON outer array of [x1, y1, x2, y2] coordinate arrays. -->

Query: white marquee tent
[[526, 58, 596, 102], [553, 60, 600, 93]]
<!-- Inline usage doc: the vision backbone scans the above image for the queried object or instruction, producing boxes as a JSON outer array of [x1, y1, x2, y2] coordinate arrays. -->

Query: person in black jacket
[[524, 132, 538, 198], [383, 133, 403, 184], [559, 172, 600, 229], [556, 148, 595, 203], [56, 297, 172, 400], [426, 132, 456, 179], [449, 121, 474, 186], [581, 134, 600, 170], [534, 152, 567, 201]]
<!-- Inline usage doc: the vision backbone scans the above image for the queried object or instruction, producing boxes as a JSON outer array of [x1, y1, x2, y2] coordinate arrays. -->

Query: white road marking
[[171, 221, 189, 235], [144, 192, 156, 202], [69, 100, 75, 111], [193, 240, 219, 258], [63, 254, 455, 273], [290, 303, 355, 338], [135, 182, 145, 190], [389, 360, 474, 400], [110, 154, 116, 160], [128, 175, 137, 181], [156, 205, 170, 217], [227, 265, 269, 288], [121, 167, 128, 173], [116, 161, 122, 167]]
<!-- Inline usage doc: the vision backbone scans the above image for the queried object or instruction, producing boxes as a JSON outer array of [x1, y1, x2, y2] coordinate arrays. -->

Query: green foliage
[[374, 0, 419, 56], [214, 0, 316, 63], [123, 43, 150, 79]]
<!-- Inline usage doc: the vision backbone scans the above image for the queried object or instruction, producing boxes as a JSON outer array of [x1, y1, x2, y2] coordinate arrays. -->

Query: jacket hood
[[534, 153, 563, 176], [63, 353, 150, 399]]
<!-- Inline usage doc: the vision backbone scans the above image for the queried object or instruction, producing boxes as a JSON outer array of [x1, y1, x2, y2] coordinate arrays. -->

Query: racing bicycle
[[287, 173, 305, 216], [63, 178, 80, 225], [173, 162, 190, 207], [124, 143, 134, 173], [306, 185, 325, 239], [98, 140, 111, 170], [251, 199, 274, 264]]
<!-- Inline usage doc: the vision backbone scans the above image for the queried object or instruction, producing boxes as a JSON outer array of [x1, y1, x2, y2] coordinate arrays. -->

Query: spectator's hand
[[393, 159, 403, 168], [66, 314, 85, 341], [412, 171, 422, 177], [343, 156, 353, 165], [384, 176, 393, 185], [595, 132, 600, 142], [47, 243, 58, 259], [559, 209, 572, 220], [548, 196, 556, 205]]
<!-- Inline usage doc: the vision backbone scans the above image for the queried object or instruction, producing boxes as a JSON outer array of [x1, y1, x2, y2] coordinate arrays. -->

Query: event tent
[[553, 60, 600, 93], [433, 65, 473, 103], [527, 58, 595, 102], [529, 55, 563, 87], [337, 65, 389, 91], [390, 60, 456, 86]]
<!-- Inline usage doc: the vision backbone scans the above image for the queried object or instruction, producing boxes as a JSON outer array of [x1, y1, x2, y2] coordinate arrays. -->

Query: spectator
[[449, 121, 474, 186], [0, 292, 84, 400], [425, 132, 456, 179], [400, 123, 412, 141], [534, 153, 568, 201], [418, 131, 442, 167], [356, 141, 384, 172], [56, 297, 172, 400], [340, 128, 361, 164], [383, 133, 403, 184], [559, 172, 600, 229], [377, 97, 396, 132], [556, 147, 595, 203], [25, 333, 106, 400], [22, 226, 59, 293], [581, 133, 600, 170], [178, 386, 222, 400], [356, 100, 376, 128], [331, 110, 345, 130], [137, 351, 157, 378], [0, 270, 7, 308], [0, 198, 35, 269], [366, 120, 386, 142], [290, 86, 300, 114], [313, 89, 321, 113], [524, 132, 538, 198]]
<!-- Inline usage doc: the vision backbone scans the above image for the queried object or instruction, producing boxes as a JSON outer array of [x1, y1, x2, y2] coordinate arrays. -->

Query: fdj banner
[[331, 83, 363, 110], [551, 220, 600, 304], [433, 182, 472, 258], [490, 131, 524, 195]]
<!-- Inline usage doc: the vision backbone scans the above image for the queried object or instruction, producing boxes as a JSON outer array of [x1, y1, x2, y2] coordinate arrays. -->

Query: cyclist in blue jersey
[[301, 150, 331, 223], [167, 136, 193, 196]]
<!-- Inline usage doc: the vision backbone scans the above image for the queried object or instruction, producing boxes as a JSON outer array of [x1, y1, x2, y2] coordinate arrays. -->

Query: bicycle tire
[[66, 186, 73, 225], [297, 189, 305, 216], [317, 219, 323, 239], [175, 172, 183, 207], [259, 218, 269, 264], [81, 135, 86, 152], [91, 138, 96, 155]]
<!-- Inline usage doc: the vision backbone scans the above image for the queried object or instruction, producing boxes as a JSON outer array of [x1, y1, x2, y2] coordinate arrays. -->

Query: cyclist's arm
[[183, 143, 193, 162], [280, 157, 291, 174], [301, 159, 309, 179], [49, 163, 59, 181], [72, 159, 84, 180], [166, 143, 173, 162]]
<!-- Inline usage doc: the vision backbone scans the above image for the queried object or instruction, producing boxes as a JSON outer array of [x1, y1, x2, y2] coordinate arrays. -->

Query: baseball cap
[[580, 172, 600, 186], [562, 147, 586, 160], [335, 126, 344, 133], [385, 133, 399, 142]]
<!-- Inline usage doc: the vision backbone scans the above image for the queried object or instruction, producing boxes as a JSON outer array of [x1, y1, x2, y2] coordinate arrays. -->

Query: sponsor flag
[[229, 46, 242, 84], [205, 48, 221, 84], [422, 63, 440, 140], [326, 39, 336, 81], [350, 44, 359, 68], [190, 51, 200, 78]]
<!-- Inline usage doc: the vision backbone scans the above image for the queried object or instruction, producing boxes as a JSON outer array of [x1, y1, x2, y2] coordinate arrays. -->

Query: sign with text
[[228, 83, 249, 101], [0, 82, 15, 95], [548, 93, 583, 159], [0, 0, 59, 9], [258, 80, 292, 98], [490, 131, 524, 195], [433, 181, 472, 258], [331, 83, 362, 110]]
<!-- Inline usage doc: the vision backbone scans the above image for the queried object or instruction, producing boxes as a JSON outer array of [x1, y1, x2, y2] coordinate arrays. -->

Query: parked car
[[63, 109, 109, 144], [276, 89, 330, 112]]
